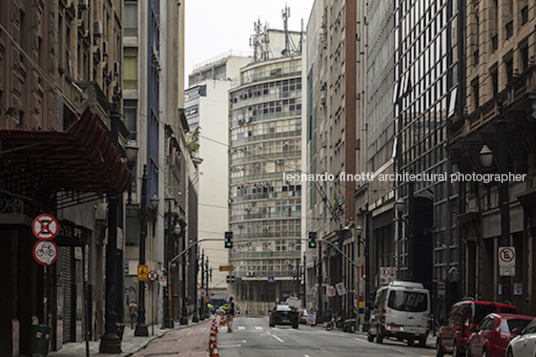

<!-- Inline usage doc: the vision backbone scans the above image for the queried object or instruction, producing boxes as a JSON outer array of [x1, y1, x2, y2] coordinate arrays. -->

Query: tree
[[186, 126, 201, 158]]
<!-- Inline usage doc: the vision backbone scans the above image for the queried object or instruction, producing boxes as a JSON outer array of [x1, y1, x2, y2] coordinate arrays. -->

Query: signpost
[[499, 247, 515, 276], [326, 286, 336, 297], [138, 265, 148, 281], [159, 275, 167, 287], [335, 282, 347, 296], [219, 265, 234, 271]]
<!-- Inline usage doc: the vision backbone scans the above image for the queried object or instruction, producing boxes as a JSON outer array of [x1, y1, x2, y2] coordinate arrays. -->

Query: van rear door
[[386, 289, 429, 334]]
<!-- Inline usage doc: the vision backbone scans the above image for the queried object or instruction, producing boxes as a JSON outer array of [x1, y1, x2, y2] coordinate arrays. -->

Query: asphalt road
[[217, 316, 437, 357]]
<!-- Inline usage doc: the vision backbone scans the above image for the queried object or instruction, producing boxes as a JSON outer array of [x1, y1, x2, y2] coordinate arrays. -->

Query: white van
[[367, 281, 431, 347]]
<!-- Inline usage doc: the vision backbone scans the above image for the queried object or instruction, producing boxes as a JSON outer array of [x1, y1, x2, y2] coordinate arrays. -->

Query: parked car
[[269, 304, 299, 329], [436, 299, 517, 357], [506, 318, 536, 357], [298, 309, 308, 324], [466, 313, 533, 357], [367, 281, 431, 347]]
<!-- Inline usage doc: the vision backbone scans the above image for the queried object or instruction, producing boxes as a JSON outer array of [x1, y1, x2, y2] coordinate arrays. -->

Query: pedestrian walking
[[225, 297, 235, 332], [128, 300, 138, 329]]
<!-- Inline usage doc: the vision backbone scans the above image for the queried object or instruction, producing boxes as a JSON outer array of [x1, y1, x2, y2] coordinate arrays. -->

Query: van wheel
[[436, 339, 444, 357], [418, 337, 427, 347], [481, 349, 487, 357], [407, 338, 415, 346], [367, 331, 375, 342]]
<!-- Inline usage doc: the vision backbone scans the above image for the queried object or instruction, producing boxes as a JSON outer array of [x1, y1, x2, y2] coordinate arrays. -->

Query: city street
[[213, 317, 436, 357]]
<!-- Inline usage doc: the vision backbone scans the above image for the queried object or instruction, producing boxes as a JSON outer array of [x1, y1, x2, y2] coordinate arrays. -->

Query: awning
[[0, 106, 133, 196]]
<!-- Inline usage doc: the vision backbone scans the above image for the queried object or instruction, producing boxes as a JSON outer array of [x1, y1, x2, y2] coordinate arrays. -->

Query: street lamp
[[100, 98, 123, 354], [479, 145, 493, 168], [163, 202, 179, 328], [134, 167, 158, 336], [180, 230, 189, 325]]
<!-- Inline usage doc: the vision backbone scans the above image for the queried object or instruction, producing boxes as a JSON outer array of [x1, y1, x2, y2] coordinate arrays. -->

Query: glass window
[[124, 0, 138, 36], [387, 291, 428, 312], [124, 47, 138, 88]]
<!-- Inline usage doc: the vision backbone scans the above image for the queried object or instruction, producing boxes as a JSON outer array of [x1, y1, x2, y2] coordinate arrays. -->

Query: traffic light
[[308, 231, 317, 249], [225, 231, 233, 249], [226, 275, 235, 283]]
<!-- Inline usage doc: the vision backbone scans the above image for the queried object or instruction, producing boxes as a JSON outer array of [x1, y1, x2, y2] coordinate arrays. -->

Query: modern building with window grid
[[228, 28, 304, 306], [393, 0, 464, 320]]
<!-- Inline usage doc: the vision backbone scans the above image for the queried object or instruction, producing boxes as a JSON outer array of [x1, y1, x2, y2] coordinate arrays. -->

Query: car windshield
[[499, 319, 533, 335], [387, 291, 428, 312], [472, 305, 497, 323]]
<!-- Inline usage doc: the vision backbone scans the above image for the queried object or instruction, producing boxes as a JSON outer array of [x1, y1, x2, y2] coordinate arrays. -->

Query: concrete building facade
[[185, 52, 251, 299], [228, 25, 304, 313]]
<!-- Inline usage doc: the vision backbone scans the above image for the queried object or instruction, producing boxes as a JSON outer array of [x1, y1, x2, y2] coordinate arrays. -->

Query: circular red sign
[[499, 248, 515, 263], [32, 214, 59, 240], [33, 240, 58, 266], [148, 270, 158, 281]]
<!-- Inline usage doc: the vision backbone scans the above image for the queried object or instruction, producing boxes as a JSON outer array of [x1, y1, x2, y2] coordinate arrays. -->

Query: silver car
[[507, 318, 536, 357]]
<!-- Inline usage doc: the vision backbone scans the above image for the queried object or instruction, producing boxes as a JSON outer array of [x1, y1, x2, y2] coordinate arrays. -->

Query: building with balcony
[[228, 22, 304, 311]]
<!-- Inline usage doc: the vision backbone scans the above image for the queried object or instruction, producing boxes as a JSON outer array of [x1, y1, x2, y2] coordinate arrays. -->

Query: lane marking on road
[[305, 355, 311, 357], [238, 326, 246, 330], [187, 330, 193, 336], [242, 340, 247, 343], [354, 337, 369, 344], [255, 326, 263, 330]]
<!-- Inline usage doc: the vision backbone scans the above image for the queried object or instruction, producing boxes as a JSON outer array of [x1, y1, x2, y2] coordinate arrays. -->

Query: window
[[124, 47, 138, 88], [124, 0, 138, 36], [491, 69, 499, 96], [522, 46, 529, 70], [124, 100, 137, 140], [472, 78, 479, 109], [506, 58, 514, 83]]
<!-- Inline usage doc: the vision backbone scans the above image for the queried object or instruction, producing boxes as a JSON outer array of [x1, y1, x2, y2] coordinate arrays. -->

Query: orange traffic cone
[[212, 347, 220, 357]]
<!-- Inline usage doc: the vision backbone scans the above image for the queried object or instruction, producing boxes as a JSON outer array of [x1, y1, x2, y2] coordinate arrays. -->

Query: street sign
[[33, 240, 58, 266], [335, 282, 347, 296], [499, 247, 515, 266], [380, 266, 396, 286], [32, 214, 59, 240], [307, 311, 316, 325], [145, 283, 149, 292], [219, 265, 234, 271], [159, 275, 167, 287], [200, 289, 206, 298], [137, 265, 148, 281], [326, 286, 336, 297], [499, 247, 515, 276], [148, 270, 158, 281], [268, 277, 275, 283], [205, 296, 210, 303], [438, 282, 446, 296]]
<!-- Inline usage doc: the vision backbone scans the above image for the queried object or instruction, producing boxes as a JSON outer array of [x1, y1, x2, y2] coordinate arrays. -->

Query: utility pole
[[317, 241, 323, 323], [134, 166, 149, 337]]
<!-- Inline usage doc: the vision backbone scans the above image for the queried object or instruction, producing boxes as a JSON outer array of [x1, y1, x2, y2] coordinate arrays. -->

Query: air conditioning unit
[[238, 119, 245, 125], [113, 62, 120, 77], [275, 160, 283, 165], [94, 20, 103, 37], [102, 41, 109, 57], [79, 0, 88, 9]]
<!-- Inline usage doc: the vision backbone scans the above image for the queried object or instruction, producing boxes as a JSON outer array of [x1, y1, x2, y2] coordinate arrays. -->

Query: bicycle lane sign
[[33, 240, 58, 266]]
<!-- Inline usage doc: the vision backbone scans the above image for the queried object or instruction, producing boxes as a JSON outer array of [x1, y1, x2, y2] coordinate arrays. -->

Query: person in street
[[226, 296, 235, 332], [128, 300, 138, 329], [207, 303, 213, 315], [326, 307, 333, 322]]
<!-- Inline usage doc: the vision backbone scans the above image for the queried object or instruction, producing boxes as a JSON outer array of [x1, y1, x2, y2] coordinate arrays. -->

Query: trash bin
[[29, 324, 51, 356]]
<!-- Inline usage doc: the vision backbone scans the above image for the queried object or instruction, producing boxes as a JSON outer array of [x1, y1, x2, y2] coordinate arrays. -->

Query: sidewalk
[[47, 320, 198, 357]]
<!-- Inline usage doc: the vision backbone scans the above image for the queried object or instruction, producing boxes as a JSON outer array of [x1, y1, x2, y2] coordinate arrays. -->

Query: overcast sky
[[185, 0, 315, 81]]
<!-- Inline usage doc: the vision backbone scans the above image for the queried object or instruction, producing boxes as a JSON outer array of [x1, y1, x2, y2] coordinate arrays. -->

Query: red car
[[466, 313, 534, 357], [437, 300, 517, 357]]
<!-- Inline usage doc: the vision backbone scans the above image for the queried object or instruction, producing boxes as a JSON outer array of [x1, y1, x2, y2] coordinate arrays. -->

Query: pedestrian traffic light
[[225, 231, 233, 248], [308, 231, 317, 249]]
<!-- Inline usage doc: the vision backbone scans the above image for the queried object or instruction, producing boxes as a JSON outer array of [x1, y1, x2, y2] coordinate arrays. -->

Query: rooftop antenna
[[282, 4, 291, 56], [251, 19, 263, 62], [298, 18, 304, 54]]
